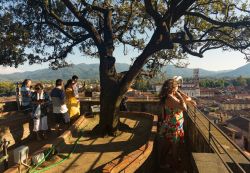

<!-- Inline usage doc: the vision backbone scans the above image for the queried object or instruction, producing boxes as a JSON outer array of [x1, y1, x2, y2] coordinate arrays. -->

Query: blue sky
[[0, 47, 248, 74]]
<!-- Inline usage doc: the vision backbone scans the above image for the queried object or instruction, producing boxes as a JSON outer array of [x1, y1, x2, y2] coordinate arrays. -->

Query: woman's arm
[[178, 90, 197, 106], [168, 93, 187, 111]]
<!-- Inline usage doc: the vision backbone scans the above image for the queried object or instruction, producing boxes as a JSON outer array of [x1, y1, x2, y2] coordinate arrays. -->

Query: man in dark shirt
[[50, 79, 70, 134]]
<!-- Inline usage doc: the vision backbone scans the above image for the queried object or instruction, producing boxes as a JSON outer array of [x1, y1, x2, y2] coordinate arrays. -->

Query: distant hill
[[0, 63, 249, 81], [216, 63, 250, 77], [161, 65, 223, 78], [0, 63, 129, 81]]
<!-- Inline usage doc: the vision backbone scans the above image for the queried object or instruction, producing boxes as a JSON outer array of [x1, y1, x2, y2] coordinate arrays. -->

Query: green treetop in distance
[[1, 0, 250, 135]]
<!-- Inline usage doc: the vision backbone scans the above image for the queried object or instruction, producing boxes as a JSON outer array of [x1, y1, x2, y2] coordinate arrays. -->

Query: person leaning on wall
[[173, 76, 197, 107], [158, 79, 187, 170], [157, 77, 196, 171]]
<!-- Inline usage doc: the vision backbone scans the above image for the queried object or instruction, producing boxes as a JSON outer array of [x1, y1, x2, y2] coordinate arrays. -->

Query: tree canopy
[[1, 0, 250, 70]]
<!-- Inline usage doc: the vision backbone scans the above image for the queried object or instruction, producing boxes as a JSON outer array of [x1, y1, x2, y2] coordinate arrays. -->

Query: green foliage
[[200, 79, 226, 88], [247, 78, 250, 84], [200, 77, 250, 88], [0, 82, 15, 95], [232, 76, 247, 87], [132, 77, 153, 91]]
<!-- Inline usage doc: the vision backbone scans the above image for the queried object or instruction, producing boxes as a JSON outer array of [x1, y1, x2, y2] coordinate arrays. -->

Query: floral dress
[[160, 107, 184, 143]]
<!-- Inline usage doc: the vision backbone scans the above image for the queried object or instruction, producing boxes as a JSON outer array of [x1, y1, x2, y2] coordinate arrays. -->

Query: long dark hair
[[21, 79, 31, 87], [159, 79, 178, 105], [65, 79, 73, 90], [34, 83, 43, 91]]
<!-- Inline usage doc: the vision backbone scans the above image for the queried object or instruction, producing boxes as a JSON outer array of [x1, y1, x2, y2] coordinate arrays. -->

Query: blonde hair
[[159, 79, 178, 104]]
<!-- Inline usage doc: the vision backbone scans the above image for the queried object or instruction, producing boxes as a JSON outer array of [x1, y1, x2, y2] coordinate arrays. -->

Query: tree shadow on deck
[[45, 114, 153, 173]]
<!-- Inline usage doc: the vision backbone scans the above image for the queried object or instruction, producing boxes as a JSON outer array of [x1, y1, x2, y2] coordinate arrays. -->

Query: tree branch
[[62, 0, 103, 52], [200, 44, 223, 54], [188, 39, 250, 50], [167, 0, 195, 25], [144, 0, 162, 24], [43, 0, 82, 27], [80, 0, 108, 13], [184, 11, 250, 28], [184, 22, 193, 41], [43, 20, 75, 40], [182, 44, 203, 57], [114, 1, 134, 38]]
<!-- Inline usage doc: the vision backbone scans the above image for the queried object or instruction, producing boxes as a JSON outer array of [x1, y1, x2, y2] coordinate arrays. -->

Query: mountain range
[[0, 63, 249, 81]]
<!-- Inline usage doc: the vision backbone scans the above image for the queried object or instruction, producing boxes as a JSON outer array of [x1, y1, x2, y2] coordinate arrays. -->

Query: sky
[[0, 47, 249, 74]]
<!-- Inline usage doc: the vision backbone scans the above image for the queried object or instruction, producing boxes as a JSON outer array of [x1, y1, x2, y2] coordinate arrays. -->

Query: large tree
[[1, 0, 250, 135]]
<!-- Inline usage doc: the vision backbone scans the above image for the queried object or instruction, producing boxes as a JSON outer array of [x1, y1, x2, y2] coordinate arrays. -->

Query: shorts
[[54, 113, 70, 124]]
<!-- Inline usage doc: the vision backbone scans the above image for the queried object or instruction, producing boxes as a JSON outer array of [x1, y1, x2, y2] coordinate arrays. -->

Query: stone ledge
[[192, 153, 229, 173], [4, 115, 86, 173], [103, 111, 158, 173], [0, 112, 31, 148]]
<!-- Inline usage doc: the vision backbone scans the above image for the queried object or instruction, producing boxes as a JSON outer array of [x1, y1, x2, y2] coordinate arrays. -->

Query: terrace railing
[[187, 103, 250, 173]]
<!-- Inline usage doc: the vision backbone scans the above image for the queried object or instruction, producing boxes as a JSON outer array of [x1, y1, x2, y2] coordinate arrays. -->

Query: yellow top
[[65, 87, 80, 118]]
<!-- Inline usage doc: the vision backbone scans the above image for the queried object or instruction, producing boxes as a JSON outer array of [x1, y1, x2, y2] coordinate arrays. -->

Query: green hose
[[28, 144, 56, 172], [29, 135, 81, 173]]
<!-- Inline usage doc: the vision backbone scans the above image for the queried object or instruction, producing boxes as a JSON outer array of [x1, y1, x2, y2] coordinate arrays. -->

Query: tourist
[[158, 79, 187, 169], [50, 79, 70, 134], [72, 75, 79, 99], [65, 79, 80, 119], [31, 83, 50, 141], [120, 96, 128, 111], [20, 79, 32, 110]]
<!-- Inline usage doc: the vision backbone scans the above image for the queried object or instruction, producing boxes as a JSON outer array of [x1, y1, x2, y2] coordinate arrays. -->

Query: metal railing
[[187, 103, 250, 173]]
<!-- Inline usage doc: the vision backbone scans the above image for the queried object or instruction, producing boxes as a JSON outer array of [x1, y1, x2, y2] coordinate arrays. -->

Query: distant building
[[217, 124, 243, 149], [180, 69, 200, 98], [154, 83, 163, 93], [225, 116, 250, 151], [226, 85, 236, 92], [219, 99, 250, 110], [199, 88, 218, 97], [224, 109, 250, 119], [235, 93, 250, 99], [181, 87, 200, 97], [205, 114, 221, 124]]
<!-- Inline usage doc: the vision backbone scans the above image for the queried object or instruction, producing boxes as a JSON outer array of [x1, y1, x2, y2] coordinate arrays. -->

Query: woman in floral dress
[[158, 79, 188, 169]]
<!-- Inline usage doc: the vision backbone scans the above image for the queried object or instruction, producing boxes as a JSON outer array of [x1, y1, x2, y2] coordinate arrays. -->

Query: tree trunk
[[99, 88, 122, 135], [92, 55, 124, 136]]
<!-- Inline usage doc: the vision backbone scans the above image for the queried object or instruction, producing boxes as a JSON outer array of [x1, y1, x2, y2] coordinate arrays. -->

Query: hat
[[173, 76, 183, 85]]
